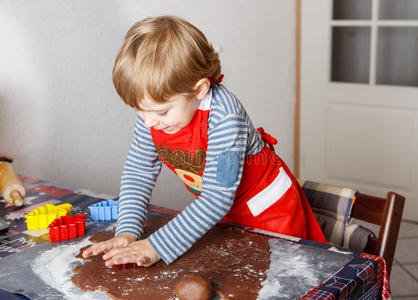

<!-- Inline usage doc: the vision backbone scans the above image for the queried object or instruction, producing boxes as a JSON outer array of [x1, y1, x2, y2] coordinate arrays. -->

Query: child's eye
[[159, 111, 168, 116]]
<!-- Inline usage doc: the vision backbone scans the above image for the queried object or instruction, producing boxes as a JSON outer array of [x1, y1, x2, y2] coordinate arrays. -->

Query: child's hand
[[102, 238, 161, 267], [82, 233, 137, 259]]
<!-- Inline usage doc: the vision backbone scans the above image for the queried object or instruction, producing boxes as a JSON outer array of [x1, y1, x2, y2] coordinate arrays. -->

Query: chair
[[351, 191, 405, 278], [299, 179, 405, 278]]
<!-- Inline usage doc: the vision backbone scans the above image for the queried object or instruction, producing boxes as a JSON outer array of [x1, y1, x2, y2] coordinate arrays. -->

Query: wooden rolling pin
[[0, 157, 26, 206]]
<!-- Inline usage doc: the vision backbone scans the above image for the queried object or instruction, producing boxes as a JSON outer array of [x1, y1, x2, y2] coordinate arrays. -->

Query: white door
[[300, 0, 418, 221]]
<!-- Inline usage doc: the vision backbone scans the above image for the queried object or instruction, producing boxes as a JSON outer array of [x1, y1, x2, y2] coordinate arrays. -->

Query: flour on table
[[257, 238, 352, 300], [31, 234, 111, 299]]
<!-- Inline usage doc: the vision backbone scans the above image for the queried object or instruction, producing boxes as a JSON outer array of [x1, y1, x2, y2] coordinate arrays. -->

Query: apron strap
[[257, 127, 277, 152]]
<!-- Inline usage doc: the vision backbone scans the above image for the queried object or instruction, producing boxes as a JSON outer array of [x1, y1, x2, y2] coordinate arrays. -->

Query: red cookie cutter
[[48, 214, 86, 242], [114, 263, 143, 270]]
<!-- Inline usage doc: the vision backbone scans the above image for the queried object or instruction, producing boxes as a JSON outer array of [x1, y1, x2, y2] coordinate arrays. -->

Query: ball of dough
[[175, 275, 212, 300]]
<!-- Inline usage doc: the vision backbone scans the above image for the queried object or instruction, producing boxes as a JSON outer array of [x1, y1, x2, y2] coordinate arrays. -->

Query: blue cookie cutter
[[88, 200, 118, 221]]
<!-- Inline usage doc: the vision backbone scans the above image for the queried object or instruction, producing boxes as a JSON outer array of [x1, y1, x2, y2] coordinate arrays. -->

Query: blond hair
[[112, 16, 221, 109]]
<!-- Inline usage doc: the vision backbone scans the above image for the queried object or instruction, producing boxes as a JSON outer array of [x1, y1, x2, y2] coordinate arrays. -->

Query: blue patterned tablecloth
[[0, 176, 389, 300]]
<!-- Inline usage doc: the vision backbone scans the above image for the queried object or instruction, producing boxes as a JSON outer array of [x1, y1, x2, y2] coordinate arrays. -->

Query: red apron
[[151, 107, 326, 243]]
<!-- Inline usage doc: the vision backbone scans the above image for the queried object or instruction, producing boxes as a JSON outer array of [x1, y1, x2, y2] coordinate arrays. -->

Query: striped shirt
[[116, 84, 264, 264]]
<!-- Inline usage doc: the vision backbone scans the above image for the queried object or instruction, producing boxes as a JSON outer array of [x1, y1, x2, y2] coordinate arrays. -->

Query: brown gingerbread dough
[[71, 216, 270, 299], [175, 275, 212, 300]]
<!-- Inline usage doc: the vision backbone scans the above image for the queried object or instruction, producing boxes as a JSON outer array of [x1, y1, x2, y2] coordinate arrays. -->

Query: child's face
[[138, 93, 200, 134]]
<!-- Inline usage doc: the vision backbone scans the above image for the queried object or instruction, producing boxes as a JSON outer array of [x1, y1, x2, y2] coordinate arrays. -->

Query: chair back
[[299, 179, 405, 278], [351, 191, 405, 277]]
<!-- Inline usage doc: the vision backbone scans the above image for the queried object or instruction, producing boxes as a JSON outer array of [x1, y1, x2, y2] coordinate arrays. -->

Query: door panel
[[326, 104, 414, 188], [301, 0, 418, 220]]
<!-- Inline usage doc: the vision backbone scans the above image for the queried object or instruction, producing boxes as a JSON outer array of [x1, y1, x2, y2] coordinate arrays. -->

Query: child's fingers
[[81, 246, 94, 258], [82, 236, 133, 259], [105, 252, 137, 267], [102, 246, 125, 260], [91, 242, 113, 256], [83, 241, 113, 258], [137, 256, 151, 267], [101, 239, 159, 268], [82, 243, 103, 258]]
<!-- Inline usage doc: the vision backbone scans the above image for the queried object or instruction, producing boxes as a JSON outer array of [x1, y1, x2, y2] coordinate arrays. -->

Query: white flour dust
[[257, 240, 320, 300], [31, 236, 110, 300]]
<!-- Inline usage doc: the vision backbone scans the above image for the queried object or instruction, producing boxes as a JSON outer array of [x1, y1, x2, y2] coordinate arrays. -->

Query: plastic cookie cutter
[[114, 263, 143, 270], [24, 203, 72, 230], [88, 200, 118, 221], [48, 214, 86, 242]]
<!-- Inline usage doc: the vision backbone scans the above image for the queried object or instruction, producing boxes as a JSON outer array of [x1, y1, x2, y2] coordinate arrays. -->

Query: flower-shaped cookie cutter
[[88, 200, 118, 221], [25, 203, 72, 230], [48, 214, 86, 242]]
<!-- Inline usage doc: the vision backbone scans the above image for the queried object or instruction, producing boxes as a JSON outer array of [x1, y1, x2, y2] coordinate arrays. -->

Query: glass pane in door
[[331, 27, 371, 83], [379, 0, 418, 20], [333, 0, 372, 20], [376, 27, 418, 87]]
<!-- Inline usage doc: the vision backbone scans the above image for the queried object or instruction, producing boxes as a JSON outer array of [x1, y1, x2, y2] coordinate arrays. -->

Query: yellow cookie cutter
[[24, 203, 72, 230]]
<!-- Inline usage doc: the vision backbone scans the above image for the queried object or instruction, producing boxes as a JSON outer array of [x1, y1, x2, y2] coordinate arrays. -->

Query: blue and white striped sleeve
[[147, 113, 249, 264], [115, 114, 162, 239]]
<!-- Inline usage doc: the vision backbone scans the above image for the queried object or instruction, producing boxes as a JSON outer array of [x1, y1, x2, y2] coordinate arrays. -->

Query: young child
[[83, 15, 326, 267]]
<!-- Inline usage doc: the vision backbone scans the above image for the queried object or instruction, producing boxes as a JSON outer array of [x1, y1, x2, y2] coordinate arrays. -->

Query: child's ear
[[193, 78, 211, 100]]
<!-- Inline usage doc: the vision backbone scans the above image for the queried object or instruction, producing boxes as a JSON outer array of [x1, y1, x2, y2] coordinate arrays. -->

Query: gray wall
[[0, 0, 296, 210]]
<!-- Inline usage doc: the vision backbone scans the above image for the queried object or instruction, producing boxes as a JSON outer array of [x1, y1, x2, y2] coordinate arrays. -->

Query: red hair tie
[[209, 74, 224, 85]]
